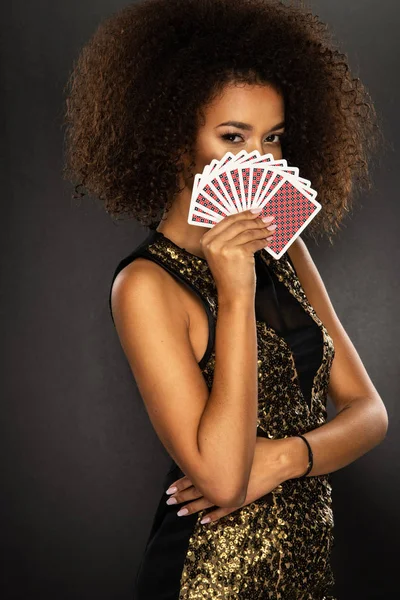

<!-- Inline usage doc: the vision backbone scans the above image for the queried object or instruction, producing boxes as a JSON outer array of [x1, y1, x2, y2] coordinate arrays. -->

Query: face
[[183, 82, 285, 190]]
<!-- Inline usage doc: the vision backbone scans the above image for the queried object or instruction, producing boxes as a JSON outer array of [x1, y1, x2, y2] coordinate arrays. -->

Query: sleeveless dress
[[109, 229, 337, 600]]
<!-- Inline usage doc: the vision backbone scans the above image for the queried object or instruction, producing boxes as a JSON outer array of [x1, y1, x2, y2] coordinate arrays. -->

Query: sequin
[[135, 232, 336, 599]]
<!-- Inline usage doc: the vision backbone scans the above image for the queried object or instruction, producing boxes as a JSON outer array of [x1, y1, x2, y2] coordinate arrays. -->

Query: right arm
[[111, 262, 258, 508], [111, 209, 275, 507]]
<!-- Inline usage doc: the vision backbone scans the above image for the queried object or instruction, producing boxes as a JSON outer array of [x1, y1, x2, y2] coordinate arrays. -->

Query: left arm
[[276, 236, 388, 480], [164, 238, 389, 520]]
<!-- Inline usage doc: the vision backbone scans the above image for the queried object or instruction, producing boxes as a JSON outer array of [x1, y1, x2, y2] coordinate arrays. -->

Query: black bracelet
[[295, 434, 313, 478]]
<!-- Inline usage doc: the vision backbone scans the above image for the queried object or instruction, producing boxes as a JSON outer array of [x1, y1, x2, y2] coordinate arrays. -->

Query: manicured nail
[[267, 223, 277, 231], [200, 517, 211, 524], [166, 497, 177, 505], [166, 486, 178, 495], [250, 207, 262, 213], [177, 508, 189, 516], [261, 215, 275, 223]]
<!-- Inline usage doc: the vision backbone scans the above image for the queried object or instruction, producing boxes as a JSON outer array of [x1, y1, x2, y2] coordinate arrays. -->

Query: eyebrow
[[215, 120, 285, 132]]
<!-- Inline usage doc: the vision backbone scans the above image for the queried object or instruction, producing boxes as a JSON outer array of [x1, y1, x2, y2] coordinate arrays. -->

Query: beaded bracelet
[[295, 434, 314, 478]]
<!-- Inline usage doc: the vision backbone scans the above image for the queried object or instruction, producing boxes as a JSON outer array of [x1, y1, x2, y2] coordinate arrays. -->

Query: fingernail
[[166, 486, 178, 495], [200, 517, 211, 524], [177, 508, 189, 516], [261, 215, 275, 223], [166, 497, 177, 505], [267, 223, 277, 231], [250, 207, 262, 213]]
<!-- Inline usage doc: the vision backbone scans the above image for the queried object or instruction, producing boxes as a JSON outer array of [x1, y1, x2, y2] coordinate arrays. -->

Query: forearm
[[197, 295, 258, 503], [278, 395, 389, 480]]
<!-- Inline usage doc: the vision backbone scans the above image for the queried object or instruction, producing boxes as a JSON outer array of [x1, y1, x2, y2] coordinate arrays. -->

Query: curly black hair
[[63, 0, 385, 244]]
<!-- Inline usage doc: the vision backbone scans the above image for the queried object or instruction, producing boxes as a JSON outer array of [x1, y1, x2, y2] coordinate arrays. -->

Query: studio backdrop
[[1, 1, 399, 599]]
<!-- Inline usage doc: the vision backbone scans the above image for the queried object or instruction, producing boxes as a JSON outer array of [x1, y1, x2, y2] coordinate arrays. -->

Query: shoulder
[[286, 235, 327, 303], [110, 256, 189, 327], [285, 235, 335, 329], [286, 235, 314, 276]]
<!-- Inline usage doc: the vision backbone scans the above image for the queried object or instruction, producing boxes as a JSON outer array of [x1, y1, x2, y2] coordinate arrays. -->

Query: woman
[[63, 0, 388, 597]]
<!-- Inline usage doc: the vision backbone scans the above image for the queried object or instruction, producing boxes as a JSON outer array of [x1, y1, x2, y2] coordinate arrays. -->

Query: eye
[[220, 132, 286, 144], [220, 133, 244, 143], [266, 133, 285, 144]]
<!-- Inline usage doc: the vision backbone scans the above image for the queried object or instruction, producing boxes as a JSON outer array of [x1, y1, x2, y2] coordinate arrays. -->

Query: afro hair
[[63, 0, 384, 244]]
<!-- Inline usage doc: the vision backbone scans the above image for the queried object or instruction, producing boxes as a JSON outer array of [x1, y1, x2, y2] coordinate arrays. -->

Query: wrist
[[217, 293, 255, 311], [279, 436, 311, 481]]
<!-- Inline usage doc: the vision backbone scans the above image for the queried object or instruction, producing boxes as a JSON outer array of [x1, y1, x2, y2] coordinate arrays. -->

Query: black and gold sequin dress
[[109, 229, 337, 600]]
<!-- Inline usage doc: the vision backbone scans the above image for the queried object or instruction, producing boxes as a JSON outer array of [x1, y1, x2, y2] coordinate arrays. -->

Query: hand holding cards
[[188, 150, 321, 259]]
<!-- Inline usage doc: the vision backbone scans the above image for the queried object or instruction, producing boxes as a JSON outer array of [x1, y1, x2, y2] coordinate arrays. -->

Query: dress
[[109, 229, 337, 600]]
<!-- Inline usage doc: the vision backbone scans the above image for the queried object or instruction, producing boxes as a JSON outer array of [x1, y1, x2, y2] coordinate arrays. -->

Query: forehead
[[204, 82, 284, 125]]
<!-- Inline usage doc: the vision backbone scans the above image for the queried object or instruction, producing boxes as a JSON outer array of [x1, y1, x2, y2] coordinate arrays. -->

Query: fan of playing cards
[[188, 150, 321, 259]]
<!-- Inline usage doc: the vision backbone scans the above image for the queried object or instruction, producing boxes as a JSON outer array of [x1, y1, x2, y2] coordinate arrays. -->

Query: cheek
[[272, 147, 283, 160], [194, 133, 226, 171]]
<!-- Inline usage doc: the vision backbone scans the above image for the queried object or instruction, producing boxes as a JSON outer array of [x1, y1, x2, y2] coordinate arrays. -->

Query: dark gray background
[[1, 1, 398, 598]]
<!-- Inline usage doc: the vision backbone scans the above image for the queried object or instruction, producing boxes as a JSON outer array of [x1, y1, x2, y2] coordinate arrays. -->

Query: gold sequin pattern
[[146, 236, 337, 599]]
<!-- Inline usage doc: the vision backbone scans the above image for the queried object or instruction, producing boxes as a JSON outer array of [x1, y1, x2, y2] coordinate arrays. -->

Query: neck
[[156, 189, 208, 260]]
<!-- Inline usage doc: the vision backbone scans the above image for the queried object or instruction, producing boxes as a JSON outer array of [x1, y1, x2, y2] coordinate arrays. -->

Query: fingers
[[165, 480, 216, 516], [172, 496, 215, 517], [204, 208, 274, 241], [166, 475, 192, 494], [165, 483, 240, 524], [235, 215, 277, 251], [225, 212, 277, 246], [166, 484, 203, 506], [200, 505, 240, 525]]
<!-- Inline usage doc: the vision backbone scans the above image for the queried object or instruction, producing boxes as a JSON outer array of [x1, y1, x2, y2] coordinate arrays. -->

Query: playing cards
[[188, 150, 321, 259]]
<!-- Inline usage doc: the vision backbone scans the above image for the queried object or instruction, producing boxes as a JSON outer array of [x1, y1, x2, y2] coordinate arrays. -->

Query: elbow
[[206, 481, 247, 508], [212, 489, 246, 508], [223, 485, 247, 507], [368, 398, 389, 447], [189, 462, 248, 507], [377, 406, 389, 443], [195, 458, 251, 508]]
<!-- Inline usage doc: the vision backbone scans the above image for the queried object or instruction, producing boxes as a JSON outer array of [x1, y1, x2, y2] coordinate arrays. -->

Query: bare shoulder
[[286, 236, 332, 307], [286, 235, 338, 328], [111, 257, 189, 328], [286, 236, 313, 274]]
